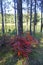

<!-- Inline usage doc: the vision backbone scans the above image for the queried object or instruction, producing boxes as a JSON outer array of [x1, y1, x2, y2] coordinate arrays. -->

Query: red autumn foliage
[[18, 51, 21, 56], [10, 34, 38, 58], [26, 34, 39, 45]]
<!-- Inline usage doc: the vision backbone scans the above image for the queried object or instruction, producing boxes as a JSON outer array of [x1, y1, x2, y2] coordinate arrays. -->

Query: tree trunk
[[14, 0, 16, 28], [30, 0, 32, 35], [1, 0, 4, 34], [0, 0, 5, 45], [17, 0, 23, 36], [41, 7, 42, 33], [14, 0, 17, 34], [41, 1, 43, 33], [34, 0, 36, 34], [27, 0, 29, 31]]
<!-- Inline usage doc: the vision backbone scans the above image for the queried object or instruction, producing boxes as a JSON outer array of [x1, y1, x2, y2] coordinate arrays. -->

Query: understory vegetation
[[0, 33, 43, 65]]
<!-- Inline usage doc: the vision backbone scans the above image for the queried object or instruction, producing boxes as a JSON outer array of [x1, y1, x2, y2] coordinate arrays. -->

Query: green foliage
[[0, 13, 41, 35], [32, 13, 41, 24]]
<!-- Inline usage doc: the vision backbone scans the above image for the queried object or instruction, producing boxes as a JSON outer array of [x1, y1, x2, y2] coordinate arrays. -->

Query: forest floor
[[0, 33, 43, 65]]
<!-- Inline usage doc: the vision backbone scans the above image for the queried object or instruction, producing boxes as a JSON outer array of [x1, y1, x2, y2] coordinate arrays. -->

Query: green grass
[[0, 23, 42, 35]]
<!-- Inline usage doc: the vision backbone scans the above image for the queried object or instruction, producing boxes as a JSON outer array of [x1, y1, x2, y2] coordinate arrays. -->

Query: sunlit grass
[[0, 23, 42, 35]]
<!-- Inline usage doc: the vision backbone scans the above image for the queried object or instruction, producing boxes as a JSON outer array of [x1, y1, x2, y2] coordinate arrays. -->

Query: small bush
[[10, 34, 39, 58]]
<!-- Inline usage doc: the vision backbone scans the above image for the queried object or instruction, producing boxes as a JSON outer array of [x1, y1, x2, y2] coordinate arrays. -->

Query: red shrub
[[10, 36, 32, 58], [10, 34, 39, 58], [26, 34, 39, 46]]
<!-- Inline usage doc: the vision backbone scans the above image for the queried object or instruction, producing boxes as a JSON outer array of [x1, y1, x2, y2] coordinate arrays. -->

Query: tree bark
[[26, 0, 29, 31], [17, 0, 23, 36], [14, 0, 17, 34], [30, 0, 32, 35], [1, 0, 4, 34], [34, 0, 37, 34], [41, 1, 43, 33]]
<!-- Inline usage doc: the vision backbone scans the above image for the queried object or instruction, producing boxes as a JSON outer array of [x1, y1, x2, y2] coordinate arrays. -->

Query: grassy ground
[[0, 33, 43, 65], [0, 23, 41, 34]]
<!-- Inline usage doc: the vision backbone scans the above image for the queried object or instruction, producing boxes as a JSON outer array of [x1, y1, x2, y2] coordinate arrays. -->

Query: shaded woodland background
[[0, 0, 43, 35]]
